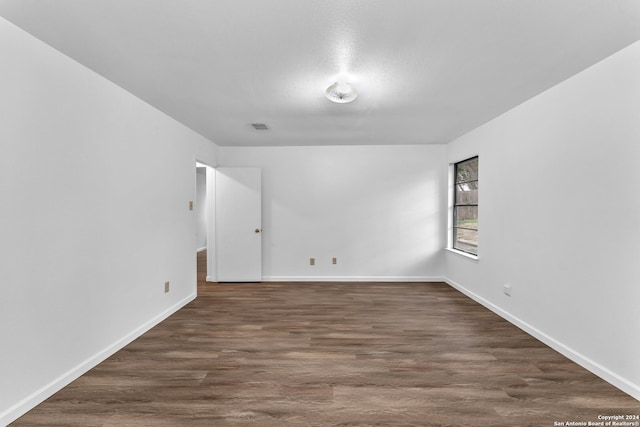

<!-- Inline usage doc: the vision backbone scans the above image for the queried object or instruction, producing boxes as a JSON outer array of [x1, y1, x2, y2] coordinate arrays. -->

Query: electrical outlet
[[332, 257, 337, 265], [164, 281, 170, 293], [309, 258, 315, 266], [503, 283, 511, 297]]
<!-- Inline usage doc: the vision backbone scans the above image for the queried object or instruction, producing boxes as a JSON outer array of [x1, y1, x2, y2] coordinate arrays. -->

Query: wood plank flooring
[[11, 251, 640, 426]]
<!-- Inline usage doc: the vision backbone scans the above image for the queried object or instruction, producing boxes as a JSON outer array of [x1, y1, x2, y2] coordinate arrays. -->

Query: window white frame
[[447, 156, 479, 259]]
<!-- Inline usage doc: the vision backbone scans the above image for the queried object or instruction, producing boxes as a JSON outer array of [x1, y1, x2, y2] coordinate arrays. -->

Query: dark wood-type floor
[[12, 251, 640, 426]]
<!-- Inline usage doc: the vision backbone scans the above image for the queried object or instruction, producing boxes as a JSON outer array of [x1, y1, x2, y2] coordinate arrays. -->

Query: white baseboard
[[444, 277, 640, 401], [205, 275, 216, 282], [0, 293, 197, 426], [262, 276, 445, 282], [196, 246, 207, 253]]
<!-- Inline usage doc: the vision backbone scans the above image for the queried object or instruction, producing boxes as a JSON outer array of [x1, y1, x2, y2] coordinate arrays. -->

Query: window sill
[[445, 248, 479, 262]]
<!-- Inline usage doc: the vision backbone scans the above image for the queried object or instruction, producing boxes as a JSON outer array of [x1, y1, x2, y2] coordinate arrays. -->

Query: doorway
[[195, 164, 263, 283], [195, 161, 216, 284]]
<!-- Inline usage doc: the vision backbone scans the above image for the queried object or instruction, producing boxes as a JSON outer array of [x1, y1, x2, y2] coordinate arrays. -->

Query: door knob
[[255, 228, 261, 233]]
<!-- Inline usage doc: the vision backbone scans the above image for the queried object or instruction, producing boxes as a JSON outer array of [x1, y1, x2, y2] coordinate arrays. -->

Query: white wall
[[0, 18, 219, 424], [195, 167, 207, 250], [205, 167, 217, 282], [220, 145, 447, 281], [445, 41, 640, 399]]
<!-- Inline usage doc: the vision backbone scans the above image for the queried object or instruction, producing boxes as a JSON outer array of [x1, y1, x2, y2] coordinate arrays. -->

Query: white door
[[215, 167, 262, 282]]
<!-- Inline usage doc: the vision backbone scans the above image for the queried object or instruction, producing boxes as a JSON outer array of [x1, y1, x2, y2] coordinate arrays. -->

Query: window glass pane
[[454, 206, 478, 229], [452, 156, 478, 256], [456, 157, 478, 183], [455, 182, 478, 204], [454, 228, 478, 255]]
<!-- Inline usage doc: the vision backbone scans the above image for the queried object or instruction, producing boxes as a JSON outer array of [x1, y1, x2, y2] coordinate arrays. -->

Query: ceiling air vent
[[250, 123, 269, 130]]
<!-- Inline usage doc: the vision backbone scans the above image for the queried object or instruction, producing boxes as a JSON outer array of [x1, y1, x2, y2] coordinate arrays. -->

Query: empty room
[[1, 1, 639, 426]]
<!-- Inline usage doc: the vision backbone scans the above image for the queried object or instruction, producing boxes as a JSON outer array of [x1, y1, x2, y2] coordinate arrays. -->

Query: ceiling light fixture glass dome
[[325, 81, 358, 103]]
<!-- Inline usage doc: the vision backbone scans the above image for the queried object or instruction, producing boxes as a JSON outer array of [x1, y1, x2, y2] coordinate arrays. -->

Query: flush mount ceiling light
[[325, 81, 358, 104]]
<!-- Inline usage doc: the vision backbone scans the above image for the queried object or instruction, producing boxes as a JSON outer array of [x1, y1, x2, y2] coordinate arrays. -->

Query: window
[[453, 156, 478, 255]]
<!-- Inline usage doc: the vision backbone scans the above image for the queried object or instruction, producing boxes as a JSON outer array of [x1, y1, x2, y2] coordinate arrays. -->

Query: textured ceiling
[[1, 0, 639, 147]]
